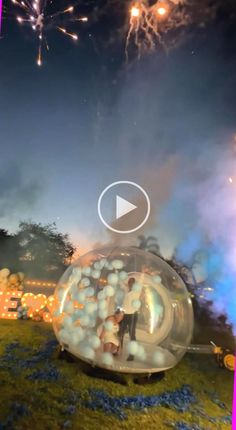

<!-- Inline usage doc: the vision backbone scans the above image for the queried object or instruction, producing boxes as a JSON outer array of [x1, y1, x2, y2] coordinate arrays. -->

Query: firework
[[10, 0, 88, 65], [126, 0, 216, 59]]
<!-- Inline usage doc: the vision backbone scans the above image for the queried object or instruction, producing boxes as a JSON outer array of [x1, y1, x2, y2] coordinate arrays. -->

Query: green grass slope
[[0, 320, 233, 430]]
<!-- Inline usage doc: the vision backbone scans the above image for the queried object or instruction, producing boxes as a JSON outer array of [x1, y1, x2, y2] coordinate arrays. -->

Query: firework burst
[[126, 0, 215, 59], [9, 0, 88, 65]]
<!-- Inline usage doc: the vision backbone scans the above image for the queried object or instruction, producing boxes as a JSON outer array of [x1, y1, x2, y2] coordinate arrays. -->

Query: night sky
[[1, 0, 236, 253]]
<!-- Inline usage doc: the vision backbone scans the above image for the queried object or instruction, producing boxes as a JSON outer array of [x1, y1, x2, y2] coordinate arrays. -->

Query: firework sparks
[[126, 0, 181, 59], [10, 0, 88, 65], [126, 0, 213, 59]]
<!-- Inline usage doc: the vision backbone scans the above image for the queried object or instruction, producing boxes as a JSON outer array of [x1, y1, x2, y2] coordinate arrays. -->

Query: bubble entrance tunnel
[[53, 247, 194, 373]]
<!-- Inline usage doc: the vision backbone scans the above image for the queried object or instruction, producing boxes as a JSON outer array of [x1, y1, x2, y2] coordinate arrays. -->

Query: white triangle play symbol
[[116, 195, 137, 220]]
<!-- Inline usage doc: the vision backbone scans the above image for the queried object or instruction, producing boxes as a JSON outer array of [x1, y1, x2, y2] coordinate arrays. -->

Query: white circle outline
[[97, 181, 151, 234]]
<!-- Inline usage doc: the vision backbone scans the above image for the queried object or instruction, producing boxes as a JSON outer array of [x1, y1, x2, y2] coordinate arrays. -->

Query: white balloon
[[94, 261, 102, 270], [100, 258, 107, 267], [127, 341, 139, 355], [63, 315, 73, 329], [102, 352, 114, 366], [71, 285, 79, 301], [85, 287, 95, 297], [88, 319, 96, 328], [153, 351, 165, 366], [72, 310, 83, 322], [111, 259, 124, 270], [72, 267, 82, 281], [74, 327, 85, 341], [85, 302, 97, 315], [88, 334, 101, 349], [77, 290, 86, 303], [115, 289, 125, 305], [92, 270, 101, 279], [99, 309, 108, 319], [80, 344, 95, 360], [132, 282, 142, 293], [104, 285, 115, 297], [107, 273, 119, 286], [105, 261, 113, 270], [0, 268, 10, 278], [136, 345, 146, 361], [98, 299, 107, 310], [70, 331, 81, 346], [80, 315, 90, 327], [119, 270, 128, 281], [58, 328, 70, 344], [80, 277, 90, 287], [64, 301, 74, 314], [97, 290, 106, 300]]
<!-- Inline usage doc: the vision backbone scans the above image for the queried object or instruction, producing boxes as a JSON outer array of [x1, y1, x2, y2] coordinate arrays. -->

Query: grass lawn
[[0, 320, 233, 430]]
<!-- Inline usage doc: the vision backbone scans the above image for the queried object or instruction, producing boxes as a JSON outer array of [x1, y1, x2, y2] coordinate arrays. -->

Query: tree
[[16, 221, 76, 280], [137, 235, 162, 257], [0, 229, 20, 271]]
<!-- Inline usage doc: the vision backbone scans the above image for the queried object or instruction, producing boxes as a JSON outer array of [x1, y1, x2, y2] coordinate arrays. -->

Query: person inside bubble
[[119, 277, 143, 361], [99, 308, 124, 355]]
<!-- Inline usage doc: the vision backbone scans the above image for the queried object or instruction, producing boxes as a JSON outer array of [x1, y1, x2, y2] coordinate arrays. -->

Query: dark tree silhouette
[[15, 221, 76, 280], [0, 229, 20, 271], [137, 235, 162, 257]]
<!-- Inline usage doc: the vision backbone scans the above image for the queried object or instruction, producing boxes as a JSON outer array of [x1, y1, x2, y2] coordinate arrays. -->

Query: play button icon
[[98, 181, 150, 234], [116, 195, 137, 220]]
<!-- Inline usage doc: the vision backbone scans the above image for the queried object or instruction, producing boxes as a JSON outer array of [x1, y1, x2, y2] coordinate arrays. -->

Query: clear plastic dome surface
[[53, 247, 194, 373]]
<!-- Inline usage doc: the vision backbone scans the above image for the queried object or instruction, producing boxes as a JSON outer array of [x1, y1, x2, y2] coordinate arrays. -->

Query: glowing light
[[37, 52, 42, 66], [131, 6, 140, 18], [64, 6, 74, 13], [157, 6, 167, 16], [0, 290, 23, 319], [21, 293, 47, 313], [57, 27, 78, 40], [229, 177, 233, 184]]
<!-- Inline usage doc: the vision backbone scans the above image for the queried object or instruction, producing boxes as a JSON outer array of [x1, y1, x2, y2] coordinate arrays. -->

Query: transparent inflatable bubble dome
[[53, 247, 194, 373]]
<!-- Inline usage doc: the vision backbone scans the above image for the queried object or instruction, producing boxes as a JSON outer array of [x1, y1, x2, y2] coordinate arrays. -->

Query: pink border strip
[[233, 354, 236, 430], [0, 0, 2, 32]]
